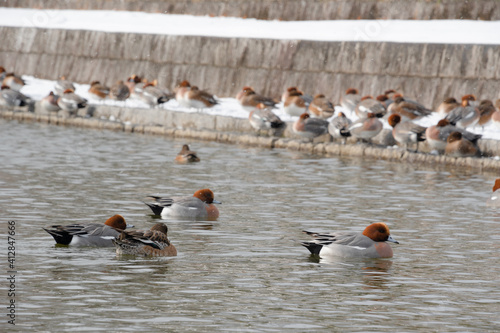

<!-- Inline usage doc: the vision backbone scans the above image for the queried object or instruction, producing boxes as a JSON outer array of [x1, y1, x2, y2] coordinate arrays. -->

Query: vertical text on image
[[7, 220, 16, 325]]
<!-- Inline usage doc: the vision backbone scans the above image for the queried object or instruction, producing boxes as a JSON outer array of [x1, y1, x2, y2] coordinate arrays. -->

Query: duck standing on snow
[[236, 86, 277, 112], [308, 94, 335, 119], [40, 91, 60, 112], [88, 81, 110, 100], [54, 76, 75, 95], [184, 85, 218, 109], [436, 97, 460, 117], [109, 80, 130, 101], [2, 73, 25, 92], [140, 80, 172, 107], [283, 87, 313, 117], [445, 94, 480, 129], [339, 88, 361, 114], [355, 95, 386, 119], [388, 95, 432, 121]]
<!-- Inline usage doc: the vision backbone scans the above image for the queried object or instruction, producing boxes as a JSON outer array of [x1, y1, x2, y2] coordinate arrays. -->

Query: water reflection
[[2, 119, 500, 331]]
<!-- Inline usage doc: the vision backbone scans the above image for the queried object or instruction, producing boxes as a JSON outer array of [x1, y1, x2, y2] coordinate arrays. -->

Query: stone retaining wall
[[1, 27, 499, 109], [2, 0, 499, 21], [1, 105, 499, 172]]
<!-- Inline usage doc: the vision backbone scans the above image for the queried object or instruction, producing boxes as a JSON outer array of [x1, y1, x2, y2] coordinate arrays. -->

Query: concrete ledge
[[2, 0, 499, 21], [2, 104, 500, 172]]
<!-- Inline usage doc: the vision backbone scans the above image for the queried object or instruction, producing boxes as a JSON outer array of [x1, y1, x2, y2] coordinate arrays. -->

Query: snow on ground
[[20, 75, 500, 141], [0, 8, 499, 45]]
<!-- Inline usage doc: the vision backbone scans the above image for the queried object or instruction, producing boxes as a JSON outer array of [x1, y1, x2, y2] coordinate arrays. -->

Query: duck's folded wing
[[303, 231, 371, 248]]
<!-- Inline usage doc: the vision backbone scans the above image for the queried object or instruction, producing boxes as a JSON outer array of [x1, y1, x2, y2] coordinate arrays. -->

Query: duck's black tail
[[144, 202, 164, 216], [42, 227, 73, 245], [301, 242, 323, 255]]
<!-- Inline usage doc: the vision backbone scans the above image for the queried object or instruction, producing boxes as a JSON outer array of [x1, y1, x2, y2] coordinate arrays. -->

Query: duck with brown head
[[42, 214, 134, 247], [444, 131, 480, 157], [340, 88, 361, 114], [425, 119, 481, 153], [237, 86, 277, 112], [145, 189, 221, 220], [445, 94, 480, 129], [387, 113, 426, 152], [293, 112, 329, 140], [302, 222, 399, 259], [308, 94, 335, 119]]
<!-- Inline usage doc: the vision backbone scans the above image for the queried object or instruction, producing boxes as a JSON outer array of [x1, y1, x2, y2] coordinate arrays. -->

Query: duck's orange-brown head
[[376, 94, 389, 102], [345, 88, 359, 95], [360, 95, 374, 101], [436, 119, 450, 127], [104, 214, 127, 230], [362, 222, 397, 243], [461, 94, 476, 106], [493, 179, 500, 192], [387, 113, 402, 127], [299, 113, 310, 121], [193, 189, 220, 204], [241, 86, 254, 93], [288, 89, 304, 97], [177, 80, 191, 88]]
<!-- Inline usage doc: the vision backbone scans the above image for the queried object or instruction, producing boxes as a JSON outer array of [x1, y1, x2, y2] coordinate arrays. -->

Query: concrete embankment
[[2, 0, 499, 21], [2, 105, 499, 172], [1, 26, 499, 109]]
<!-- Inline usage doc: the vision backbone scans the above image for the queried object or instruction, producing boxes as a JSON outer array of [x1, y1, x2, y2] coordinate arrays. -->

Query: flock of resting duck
[[2, 66, 500, 258], [2, 66, 499, 158]]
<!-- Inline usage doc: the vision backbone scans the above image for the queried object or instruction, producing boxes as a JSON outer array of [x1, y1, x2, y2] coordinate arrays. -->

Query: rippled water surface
[[1, 119, 500, 332]]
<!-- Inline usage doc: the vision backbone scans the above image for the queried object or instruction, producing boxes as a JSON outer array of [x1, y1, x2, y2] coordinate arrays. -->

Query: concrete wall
[[2, 0, 499, 20], [1, 26, 499, 108]]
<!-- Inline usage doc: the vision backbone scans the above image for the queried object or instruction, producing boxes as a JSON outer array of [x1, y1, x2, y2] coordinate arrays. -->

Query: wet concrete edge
[[1, 106, 499, 172]]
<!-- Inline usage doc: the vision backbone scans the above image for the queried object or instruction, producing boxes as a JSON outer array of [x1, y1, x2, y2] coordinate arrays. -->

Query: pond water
[[1, 118, 499, 332]]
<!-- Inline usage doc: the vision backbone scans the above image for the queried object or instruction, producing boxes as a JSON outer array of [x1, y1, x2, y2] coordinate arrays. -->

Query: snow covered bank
[[0, 8, 499, 45], [19, 75, 500, 142]]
